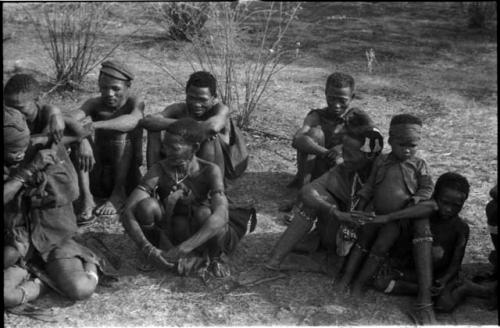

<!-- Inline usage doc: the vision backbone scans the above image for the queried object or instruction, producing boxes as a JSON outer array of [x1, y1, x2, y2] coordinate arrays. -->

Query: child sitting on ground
[[335, 113, 434, 297], [372, 173, 496, 316]]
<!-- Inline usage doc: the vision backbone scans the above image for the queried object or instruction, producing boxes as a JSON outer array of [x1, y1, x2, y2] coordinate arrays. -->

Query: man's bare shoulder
[[161, 102, 188, 118], [302, 109, 323, 126]]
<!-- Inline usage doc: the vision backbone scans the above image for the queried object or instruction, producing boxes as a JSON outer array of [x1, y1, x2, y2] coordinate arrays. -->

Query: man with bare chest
[[140, 71, 248, 180], [66, 60, 145, 223]]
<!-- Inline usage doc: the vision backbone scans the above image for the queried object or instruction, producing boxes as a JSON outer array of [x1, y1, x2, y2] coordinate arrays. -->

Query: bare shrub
[[25, 3, 123, 91], [150, 2, 210, 41], [146, 2, 302, 130], [464, 2, 497, 28]]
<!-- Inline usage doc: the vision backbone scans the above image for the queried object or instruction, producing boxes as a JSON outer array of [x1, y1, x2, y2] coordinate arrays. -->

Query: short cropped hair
[[433, 172, 470, 200], [4, 74, 40, 97], [390, 113, 422, 127], [326, 72, 355, 90], [186, 71, 217, 97], [164, 118, 206, 145]]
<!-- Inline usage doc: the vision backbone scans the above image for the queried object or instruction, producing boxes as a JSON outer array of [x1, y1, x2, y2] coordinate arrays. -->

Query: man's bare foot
[[95, 194, 125, 217], [77, 199, 97, 226]]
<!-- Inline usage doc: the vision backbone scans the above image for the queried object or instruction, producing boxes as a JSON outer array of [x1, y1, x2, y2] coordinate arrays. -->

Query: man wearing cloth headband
[[66, 60, 145, 224], [265, 109, 383, 273], [335, 113, 436, 323], [4, 107, 104, 309]]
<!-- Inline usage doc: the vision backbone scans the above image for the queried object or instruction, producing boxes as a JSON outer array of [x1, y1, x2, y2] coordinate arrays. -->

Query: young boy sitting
[[289, 72, 358, 189], [372, 173, 496, 319], [335, 114, 434, 298]]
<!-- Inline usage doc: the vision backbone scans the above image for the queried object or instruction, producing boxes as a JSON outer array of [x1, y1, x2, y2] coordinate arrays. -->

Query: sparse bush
[[25, 3, 123, 91], [146, 2, 302, 129], [155, 2, 210, 41], [465, 2, 497, 28]]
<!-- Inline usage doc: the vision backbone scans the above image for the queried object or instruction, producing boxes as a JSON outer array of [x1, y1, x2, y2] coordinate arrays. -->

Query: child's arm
[[434, 222, 470, 289], [410, 159, 434, 205], [372, 199, 438, 224]]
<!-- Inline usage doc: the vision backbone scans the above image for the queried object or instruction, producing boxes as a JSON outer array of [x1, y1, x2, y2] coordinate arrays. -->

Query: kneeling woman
[[4, 108, 101, 308]]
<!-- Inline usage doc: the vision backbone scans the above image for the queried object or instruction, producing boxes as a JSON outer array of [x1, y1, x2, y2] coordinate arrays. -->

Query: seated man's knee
[[59, 272, 97, 301], [306, 127, 325, 146], [193, 206, 212, 225], [135, 197, 162, 227]]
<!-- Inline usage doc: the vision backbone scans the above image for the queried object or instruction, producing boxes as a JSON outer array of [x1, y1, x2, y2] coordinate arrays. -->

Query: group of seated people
[[3, 62, 497, 325]]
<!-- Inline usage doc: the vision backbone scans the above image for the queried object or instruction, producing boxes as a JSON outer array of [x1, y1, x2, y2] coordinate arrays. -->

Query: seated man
[[371, 173, 497, 321], [3, 73, 66, 144], [266, 111, 384, 270], [122, 118, 253, 277], [66, 60, 145, 223], [140, 71, 248, 180], [289, 72, 357, 189], [4, 108, 102, 309]]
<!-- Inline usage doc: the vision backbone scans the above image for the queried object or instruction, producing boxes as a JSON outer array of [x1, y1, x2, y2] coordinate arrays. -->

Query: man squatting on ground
[[140, 71, 248, 180], [4, 107, 101, 307], [289, 72, 357, 189], [65, 60, 145, 224], [370, 173, 497, 315], [334, 114, 437, 323], [122, 118, 251, 277], [265, 109, 384, 270]]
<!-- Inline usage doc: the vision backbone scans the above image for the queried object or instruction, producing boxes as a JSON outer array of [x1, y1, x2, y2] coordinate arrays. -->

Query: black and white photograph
[[3, 1, 498, 326]]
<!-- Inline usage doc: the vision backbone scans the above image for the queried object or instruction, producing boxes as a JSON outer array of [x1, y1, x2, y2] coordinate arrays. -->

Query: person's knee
[[193, 206, 212, 225], [306, 127, 325, 146], [60, 273, 97, 301], [135, 197, 162, 227], [412, 218, 432, 238], [4, 287, 22, 308]]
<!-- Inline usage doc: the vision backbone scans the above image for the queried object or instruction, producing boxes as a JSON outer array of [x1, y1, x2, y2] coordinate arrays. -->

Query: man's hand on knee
[[77, 139, 95, 172]]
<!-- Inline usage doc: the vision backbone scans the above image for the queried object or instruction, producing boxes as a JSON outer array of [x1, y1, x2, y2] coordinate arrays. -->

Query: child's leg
[[351, 221, 401, 297], [435, 278, 497, 312], [410, 218, 437, 324], [373, 267, 419, 295], [334, 223, 380, 293], [4, 265, 45, 308], [4, 246, 22, 269]]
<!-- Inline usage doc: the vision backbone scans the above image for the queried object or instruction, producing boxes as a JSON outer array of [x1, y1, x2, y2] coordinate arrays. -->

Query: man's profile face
[[325, 86, 353, 118], [186, 86, 215, 119], [98, 74, 130, 109], [162, 134, 196, 171], [341, 135, 368, 172]]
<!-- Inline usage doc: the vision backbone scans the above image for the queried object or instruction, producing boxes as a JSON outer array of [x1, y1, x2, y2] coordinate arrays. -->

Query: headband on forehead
[[389, 123, 422, 143]]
